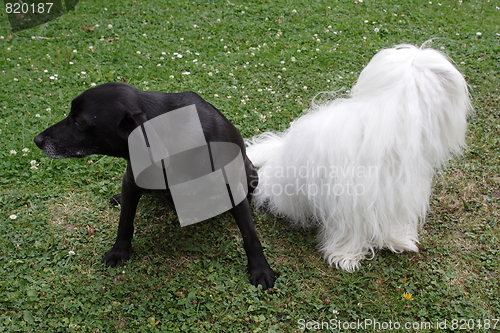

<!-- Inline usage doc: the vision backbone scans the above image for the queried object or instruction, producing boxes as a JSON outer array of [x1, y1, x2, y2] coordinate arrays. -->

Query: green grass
[[1, 0, 499, 331]]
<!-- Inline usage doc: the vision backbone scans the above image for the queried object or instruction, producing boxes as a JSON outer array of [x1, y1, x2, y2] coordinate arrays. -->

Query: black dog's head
[[34, 83, 146, 159]]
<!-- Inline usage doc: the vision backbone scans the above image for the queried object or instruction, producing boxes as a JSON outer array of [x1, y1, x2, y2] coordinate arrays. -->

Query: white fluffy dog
[[246, 45, 471, 271]]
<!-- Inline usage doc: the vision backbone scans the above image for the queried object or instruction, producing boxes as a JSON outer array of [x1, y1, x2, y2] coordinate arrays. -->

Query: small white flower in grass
[[35, 114, 40, 118], [208, 72, 213, 76], [10, 214, 17, 220], [69, 62, 74, 65], [136, 51, 141, 54], [182, 71, 190, 75], [68, 250, 76, 256], [374, 28, 379, 32], [30, 160, 38, 169], [13, 78, 18, 82], [107, 24, 113, 29], [22, 148, 29, 156], [10, 150, 17, 156], [476, 32, 482, 36], [90, 83, 96, 87], [169, 75, 174, 79]]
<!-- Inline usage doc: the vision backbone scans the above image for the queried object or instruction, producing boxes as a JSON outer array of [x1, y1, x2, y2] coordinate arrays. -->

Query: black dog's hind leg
[[231, 198, 276, 290], [103, 164, 142, 267], [245, 157, 259, 198]]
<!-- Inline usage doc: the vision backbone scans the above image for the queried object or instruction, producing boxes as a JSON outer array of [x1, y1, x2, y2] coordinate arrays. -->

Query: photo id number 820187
[[6, 2, 53, 14]]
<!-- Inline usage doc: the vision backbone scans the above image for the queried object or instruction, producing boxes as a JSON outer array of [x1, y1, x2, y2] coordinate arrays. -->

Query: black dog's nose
[[34, 134, 45, 149]]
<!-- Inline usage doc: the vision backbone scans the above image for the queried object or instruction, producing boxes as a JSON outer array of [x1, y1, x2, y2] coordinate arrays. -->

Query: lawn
[[0, 0, 499, 332]]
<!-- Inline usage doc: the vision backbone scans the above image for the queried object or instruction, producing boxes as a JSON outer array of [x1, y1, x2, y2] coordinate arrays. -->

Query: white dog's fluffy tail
[[246, 45, 471, 271], [245, 132, 284, 168]]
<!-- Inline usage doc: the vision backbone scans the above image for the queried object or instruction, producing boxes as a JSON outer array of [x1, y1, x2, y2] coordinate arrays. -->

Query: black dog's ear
[[117, 112, 148, 140]]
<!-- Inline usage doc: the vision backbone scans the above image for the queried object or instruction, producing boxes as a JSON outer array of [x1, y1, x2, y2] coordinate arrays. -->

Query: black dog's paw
[[109, 193, 121, 206], [249, 266, 277, 290], [102, 246, 131, 267]]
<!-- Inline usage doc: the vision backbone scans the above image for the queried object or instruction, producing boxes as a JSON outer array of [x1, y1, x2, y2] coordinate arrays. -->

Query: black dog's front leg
[[103, 164, 142, 267], [231, 199, 276, 290]]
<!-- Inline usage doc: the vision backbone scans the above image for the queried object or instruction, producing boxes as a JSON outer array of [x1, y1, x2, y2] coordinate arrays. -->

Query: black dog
[[34, 82, 276, 289]]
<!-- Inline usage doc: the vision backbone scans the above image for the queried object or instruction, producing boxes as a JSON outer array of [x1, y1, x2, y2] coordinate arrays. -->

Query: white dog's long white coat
[[246, 45, 471, 271]]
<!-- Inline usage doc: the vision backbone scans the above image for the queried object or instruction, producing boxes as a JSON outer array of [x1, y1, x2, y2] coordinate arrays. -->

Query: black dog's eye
[[74, 120, 83, 126]]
